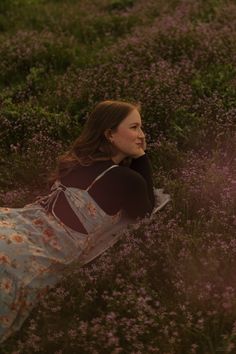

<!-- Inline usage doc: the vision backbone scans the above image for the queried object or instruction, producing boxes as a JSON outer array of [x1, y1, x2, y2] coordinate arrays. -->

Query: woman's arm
[[123, 153, 155, 219], [129, 154, 155, 208]]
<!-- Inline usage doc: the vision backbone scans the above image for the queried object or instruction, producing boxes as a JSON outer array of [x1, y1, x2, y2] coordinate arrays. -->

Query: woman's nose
[[138, 128, 145, 138]]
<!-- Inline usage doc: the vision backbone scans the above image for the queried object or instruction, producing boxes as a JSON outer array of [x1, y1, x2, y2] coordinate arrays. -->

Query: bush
[[0, 30, 76, 83], [0, 99, 82, 151]]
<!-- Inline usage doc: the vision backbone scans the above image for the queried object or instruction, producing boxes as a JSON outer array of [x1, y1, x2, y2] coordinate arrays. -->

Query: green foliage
[[194, 0, 224, 22], [148, 138, 183, 173], [168, 108, 204, 149], [157, 31, 199, 63], [93, 14, 138, 38], [0, 0, 13, 13], [191, 64, 236, 98], [107, 0, 135, 11], [0, 31, 76, 84], [70, 14, 139, 45], [0, 99, 82, 151]]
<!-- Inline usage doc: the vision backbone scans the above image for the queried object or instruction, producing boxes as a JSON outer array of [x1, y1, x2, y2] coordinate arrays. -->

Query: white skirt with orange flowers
[[0, 188, 170, 343], [0, 202, 93, 344]]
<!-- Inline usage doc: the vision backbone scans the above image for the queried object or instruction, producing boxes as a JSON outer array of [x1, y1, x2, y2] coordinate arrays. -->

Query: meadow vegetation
[[0, 0, 236, 352]]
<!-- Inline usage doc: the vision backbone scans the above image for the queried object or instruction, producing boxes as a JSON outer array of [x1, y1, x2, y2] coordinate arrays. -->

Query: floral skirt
[[0, 188, 170, 343], [0, 203, 89, 343]]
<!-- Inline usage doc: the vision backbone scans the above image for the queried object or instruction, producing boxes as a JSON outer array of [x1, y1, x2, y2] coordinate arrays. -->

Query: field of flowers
[[0, 0, 236, 352]]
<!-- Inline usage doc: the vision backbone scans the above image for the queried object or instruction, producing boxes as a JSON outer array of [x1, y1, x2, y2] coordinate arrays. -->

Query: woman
[[0, 100, 159, 343]]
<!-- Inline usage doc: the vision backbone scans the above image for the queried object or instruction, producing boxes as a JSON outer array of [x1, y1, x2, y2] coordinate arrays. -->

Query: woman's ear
[[104, 129, 113, 142]]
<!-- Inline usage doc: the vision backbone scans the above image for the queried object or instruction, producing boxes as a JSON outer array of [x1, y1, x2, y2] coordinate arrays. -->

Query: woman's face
[[106, 109, 145, 163]]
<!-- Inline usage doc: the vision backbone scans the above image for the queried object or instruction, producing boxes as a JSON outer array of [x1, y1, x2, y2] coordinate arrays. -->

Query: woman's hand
[[130, 138, 147, 159]]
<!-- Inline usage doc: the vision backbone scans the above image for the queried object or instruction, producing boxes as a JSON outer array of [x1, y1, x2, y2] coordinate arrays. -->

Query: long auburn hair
[[49, 100, 141, 184]]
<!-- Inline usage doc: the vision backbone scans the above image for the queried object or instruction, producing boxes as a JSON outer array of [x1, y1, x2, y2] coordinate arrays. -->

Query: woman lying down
[[0, 100, 170, 343]]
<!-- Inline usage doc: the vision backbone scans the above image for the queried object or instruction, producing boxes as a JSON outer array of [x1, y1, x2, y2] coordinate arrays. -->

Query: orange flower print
[[0, 220, 14, 227], [42, 228, 61, 250], [44, 228, 54, 237], [31, 260, 47, 274], [86, 202, 97, 217], [43, 228, 55, 242], [0, 252, 10, 265], [33, 218, 44, 226], [0, 277, 13, 294], [50, 238, 61, 251], [10, 234, 25, 243]]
